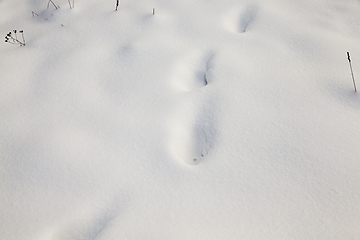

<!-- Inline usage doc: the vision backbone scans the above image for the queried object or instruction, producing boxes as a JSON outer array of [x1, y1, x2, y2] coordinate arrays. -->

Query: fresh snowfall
[[1, 0, 360, 239]]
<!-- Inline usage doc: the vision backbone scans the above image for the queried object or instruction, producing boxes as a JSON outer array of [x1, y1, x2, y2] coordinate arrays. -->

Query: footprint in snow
[[48, 204, 116, 240], [170, 99, 216, 166], [172, 51, 214, 91], [170, 51, 216, 166], [224, 5, 258, 33]]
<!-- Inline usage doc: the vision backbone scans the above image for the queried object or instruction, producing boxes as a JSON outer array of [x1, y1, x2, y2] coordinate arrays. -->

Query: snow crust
[[1, 0, 360, 239]]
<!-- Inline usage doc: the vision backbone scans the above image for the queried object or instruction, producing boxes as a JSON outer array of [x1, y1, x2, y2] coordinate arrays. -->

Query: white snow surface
[[1, 0, 360, 239]]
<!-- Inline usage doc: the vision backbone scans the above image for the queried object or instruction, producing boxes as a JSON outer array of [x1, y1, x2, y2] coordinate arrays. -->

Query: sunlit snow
[[1, 0, 360, 239]]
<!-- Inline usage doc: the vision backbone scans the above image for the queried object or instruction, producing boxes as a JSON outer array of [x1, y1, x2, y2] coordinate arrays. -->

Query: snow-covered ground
[[1, 0, 360, 239]]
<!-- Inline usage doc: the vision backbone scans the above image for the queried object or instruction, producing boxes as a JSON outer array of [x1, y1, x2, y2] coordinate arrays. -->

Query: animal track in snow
[[48, 203, 116, 240], [224, 5, 258, 33], [239, 6, 257, 33], [170, 96, 216, 166], [170, 51, 216, 166], [172, 51, 214, 91]]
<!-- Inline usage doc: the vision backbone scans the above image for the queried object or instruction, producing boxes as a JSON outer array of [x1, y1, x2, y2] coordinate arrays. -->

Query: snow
[[1, 0, 360, 239]]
